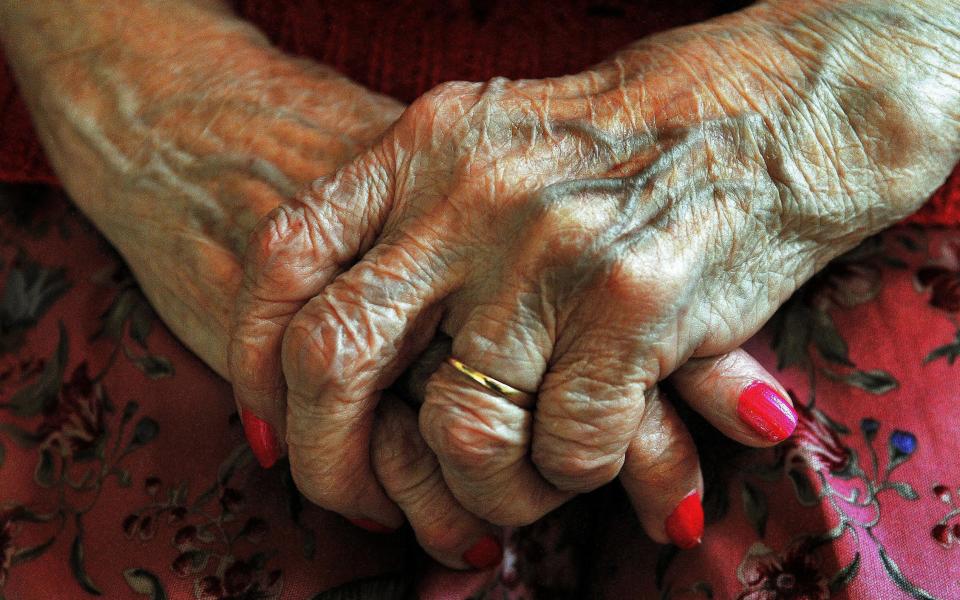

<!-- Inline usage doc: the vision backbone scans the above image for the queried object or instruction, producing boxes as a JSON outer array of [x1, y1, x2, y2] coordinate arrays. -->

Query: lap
[[1, 185, 957, 599]]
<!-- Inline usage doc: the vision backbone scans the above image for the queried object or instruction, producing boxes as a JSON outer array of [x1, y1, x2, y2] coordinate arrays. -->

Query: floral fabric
[[2, 185, 960, 600]]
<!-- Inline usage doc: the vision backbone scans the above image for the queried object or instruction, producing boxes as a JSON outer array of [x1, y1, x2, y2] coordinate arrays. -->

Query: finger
[[281, 238, 450, 529], [419, 298, 571, 526], [372, 395, 503, 570], [531, 339, 648, 493], [670, 348, 797, 446], [619, 386, 704, 549], [528, 254, 684, 495], [228, 148, 393, 467]]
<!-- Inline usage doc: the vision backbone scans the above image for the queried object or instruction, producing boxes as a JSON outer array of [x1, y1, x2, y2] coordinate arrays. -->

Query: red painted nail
[[463, 535, 503, 569], [737, 381, 798, 443], [348, 518, 396, 534], [241, 408, 280, 468], [665, 490, 704, 550]]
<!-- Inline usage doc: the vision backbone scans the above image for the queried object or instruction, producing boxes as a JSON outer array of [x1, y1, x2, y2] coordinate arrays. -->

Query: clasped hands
[[3, 0, 954, 575], [223, 5, 949, 568]]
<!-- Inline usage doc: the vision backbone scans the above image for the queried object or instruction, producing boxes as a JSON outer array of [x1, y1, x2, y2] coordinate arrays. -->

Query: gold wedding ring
[[446, 357, 527, 399]]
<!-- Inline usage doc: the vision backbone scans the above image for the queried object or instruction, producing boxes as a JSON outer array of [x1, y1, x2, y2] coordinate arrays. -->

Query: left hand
[[0, 0, 504, 567], [228, 1, 958, 546]]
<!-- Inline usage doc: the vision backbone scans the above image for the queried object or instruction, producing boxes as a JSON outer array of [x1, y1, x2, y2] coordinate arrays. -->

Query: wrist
[[1, 0, 403, 376], [757, 0, 960, 243], [584, 0, 958, 256], [2, 0, 402, 253]]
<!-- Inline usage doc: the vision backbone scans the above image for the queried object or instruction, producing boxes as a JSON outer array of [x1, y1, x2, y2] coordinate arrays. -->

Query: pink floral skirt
[[1, 186, 960, 599]]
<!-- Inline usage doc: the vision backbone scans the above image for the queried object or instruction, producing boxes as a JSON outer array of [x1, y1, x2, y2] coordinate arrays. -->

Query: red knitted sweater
[[1, 0, 956, 224]]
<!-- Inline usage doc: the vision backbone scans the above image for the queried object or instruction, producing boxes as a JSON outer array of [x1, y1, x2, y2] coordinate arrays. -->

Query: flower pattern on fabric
[[916, 238, 960, 366], [930, 484, 960, 550], [781, 400, 851, 476], [645, 227, 955, 600], [34, 363, 105, 458], [736, 540, 831, 600], [915, 239, 960, 313]]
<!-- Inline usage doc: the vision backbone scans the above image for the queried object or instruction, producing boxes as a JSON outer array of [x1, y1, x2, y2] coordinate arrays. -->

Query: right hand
[[227, 71, 805, 561], [227, 158, 796, 560], [228, 0, 958, 565]]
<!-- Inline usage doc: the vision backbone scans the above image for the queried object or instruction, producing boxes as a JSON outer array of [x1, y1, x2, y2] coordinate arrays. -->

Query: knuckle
[[532, 431, 624, 491], [414, 510, 468, 556], [415, 80, 482, 113], [281, 302, 361, 387], [245, 196, 354, 296], [403, 80, 495, 136], [601, 253, 653, 300], [466, 494, 541, 527], [281, 292, 392, 404], [525, 192, 598, 257], [287, 447, 354, 510], [389, 461, 443, 510], [626, 422, 697, 489], [600, 250, 690, 309], [310, 166, 385, 238], [371, 415, 435, 495], [531, 391, 636, 490], [280, 315, 331, 387], [419, 400, 507, 474], [427, 417, 499, 473], [248, 203, 309, 270], [244, 203, 315, 296]]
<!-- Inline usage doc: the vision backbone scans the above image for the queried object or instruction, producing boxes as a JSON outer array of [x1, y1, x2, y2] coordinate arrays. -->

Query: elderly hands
[[228, 0, 959, 567], [6, 0, 955, 574]]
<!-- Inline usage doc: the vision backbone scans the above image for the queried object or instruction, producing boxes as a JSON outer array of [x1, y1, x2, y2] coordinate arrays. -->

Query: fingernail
[[463, 535, 503, 569], [737, 381, 798, 443], [665, 490, 703, 550], [241, 408, 280, 468], [348, 518, 396, 534]]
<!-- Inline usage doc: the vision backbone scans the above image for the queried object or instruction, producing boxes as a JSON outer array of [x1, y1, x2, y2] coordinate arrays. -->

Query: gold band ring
[[446, 357, 528, 399]]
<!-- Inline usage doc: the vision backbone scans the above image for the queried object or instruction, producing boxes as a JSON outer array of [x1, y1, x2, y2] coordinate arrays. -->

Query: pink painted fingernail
[[241, 408, 280, 468], [463, 535, 503, 569], [665, 490, 703, 550], [348, 518, 397, 534], [737, 382, 798, 443]]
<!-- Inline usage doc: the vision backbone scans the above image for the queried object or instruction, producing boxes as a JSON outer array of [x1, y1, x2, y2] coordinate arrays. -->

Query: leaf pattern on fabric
[[915, 237, 960, 367], [0, 257, 69, 356], [121, 446, 285, 600], [768, 236, 900, 394], [91, 265, 174, 380]]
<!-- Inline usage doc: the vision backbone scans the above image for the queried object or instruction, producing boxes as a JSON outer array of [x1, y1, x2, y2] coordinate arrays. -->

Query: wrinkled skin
[[0, 0, 791, 568], [3, 0, 957, 571], [230, 0, 959, 546], [0, 0, 405, 375]]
